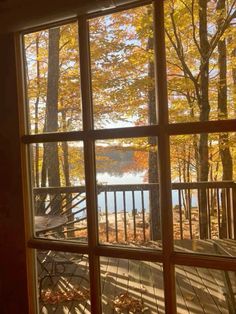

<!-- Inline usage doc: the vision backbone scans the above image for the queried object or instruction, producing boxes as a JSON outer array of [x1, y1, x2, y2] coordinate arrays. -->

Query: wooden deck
[[35, 183, 236, 313], [175, 265, 234, 314], [38, 248, 236, 314]]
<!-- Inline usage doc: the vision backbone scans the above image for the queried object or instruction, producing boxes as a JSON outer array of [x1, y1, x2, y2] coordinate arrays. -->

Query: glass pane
[[95, 137, 161, 248], [170, 133, 236, 256], [176, 265, 236, 313], [165, 0, 236, 123], [30, 142, 87, 242], [89, 4, 156, 129], [24, 22, 82, 134], [100, 257, 164, 313], [37, 251, 90, 313]]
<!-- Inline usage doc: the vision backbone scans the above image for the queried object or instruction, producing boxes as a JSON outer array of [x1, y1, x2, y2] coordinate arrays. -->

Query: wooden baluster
[[141, 190, 146, 242]]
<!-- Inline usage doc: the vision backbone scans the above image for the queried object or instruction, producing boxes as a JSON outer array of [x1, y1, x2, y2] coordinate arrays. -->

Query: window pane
[[24, 22, 82, 134], [170, 133, 236, 256], [37, 251, 90, 313], [176, 265, 236, 313], [89, 4, 156, 129], [95, 137, 161, 248], [165, 0, 236, 123], [100, 257, 164, 313], [30, 142, 87, 242]]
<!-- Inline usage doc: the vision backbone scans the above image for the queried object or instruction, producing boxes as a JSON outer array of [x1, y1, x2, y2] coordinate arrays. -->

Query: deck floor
[[39, 250, 235, 314]]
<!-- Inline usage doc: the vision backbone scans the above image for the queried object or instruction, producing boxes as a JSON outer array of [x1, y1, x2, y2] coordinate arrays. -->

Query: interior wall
[[0, 0, 88, 31], [0, 0, 139, 31], [0, 32, 29, 313]]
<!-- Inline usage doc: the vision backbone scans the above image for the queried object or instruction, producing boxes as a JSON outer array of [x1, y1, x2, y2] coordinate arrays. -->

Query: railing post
[[188, 189, 192, 239], [141, 190, 146, 242], [64, 192, 74, 238], [226, 188, 232, 239], [104, 191, 109, 242], [220, 188, 228, 238], [123, 191, 127, 242], [198, 187, 209, 239], [178, 189, 183, 240], [149, 184, 161, 240], [232, 182, 236, 239], [207, 188, 211, 239], [132, 190, 136, 240], [114, 192, 118, 242], [216, 188, 221, 238]]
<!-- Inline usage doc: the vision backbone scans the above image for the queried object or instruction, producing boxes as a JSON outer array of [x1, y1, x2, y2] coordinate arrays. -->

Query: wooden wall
[[0, 32, 29, 313]]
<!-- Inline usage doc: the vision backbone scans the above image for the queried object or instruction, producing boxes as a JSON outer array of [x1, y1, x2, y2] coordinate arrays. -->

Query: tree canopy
[[24, 0, 236, 188]]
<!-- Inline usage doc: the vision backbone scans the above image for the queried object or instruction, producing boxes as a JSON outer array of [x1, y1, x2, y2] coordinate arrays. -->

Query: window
[[19, 0, 236, 313]]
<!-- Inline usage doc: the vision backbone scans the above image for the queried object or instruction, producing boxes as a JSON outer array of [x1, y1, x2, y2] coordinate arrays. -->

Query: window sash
[[17, 1, 236, 313]]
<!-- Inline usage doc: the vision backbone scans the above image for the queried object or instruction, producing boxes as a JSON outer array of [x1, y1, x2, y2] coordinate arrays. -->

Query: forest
[[24, 0, 236, 240]]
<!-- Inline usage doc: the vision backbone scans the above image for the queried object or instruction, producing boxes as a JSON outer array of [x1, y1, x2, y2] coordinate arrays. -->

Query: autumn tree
[[165, 0, 236, 238], [24, 2, 236, 240], [89, 5, 160, 239]]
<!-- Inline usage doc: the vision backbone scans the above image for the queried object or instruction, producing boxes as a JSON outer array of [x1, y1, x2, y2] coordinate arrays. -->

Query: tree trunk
[[40, 27, 61, 215], [35, 34, 40, 188], [34, 35, 44, 214], [147, 27, 160, 241], [61, 110, 74, 237], [61, 111, 71, 187], [229, 35, 236, 113], [217, 0, 233, 237], [45, 27, 60, 183], [198, 0, 210, 239]]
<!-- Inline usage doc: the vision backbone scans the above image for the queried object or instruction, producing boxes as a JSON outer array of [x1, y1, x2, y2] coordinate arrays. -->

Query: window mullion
[[78, 17, 102, 314], [154, 1, 176, 313]]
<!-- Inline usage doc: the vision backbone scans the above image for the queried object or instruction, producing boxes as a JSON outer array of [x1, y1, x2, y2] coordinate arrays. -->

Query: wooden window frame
[[15, 0, 236, 313]]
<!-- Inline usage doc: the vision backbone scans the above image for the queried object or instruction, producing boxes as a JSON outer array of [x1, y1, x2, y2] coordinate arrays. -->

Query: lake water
[[74, 172, 198, 218], [96, 172, 197, 213]]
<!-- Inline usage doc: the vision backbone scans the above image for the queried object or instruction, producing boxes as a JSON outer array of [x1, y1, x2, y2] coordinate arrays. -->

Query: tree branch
[[180, 0, 202, 56], [166, 8, 200, 102], [205, 0, 236, 66]]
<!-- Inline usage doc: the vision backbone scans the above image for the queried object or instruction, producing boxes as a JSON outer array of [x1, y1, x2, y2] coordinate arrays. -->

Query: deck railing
[[33, 181, 236, 242], [172, 181, 236, 240]]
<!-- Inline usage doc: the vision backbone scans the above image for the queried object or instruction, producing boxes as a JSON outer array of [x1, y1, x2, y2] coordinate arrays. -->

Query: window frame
[[15, 0, 236, 313]]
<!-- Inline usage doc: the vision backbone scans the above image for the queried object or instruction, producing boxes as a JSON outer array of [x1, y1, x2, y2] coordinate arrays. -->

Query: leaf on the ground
[[41, 287, 90, 304], [112, 292, 148, 313]]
